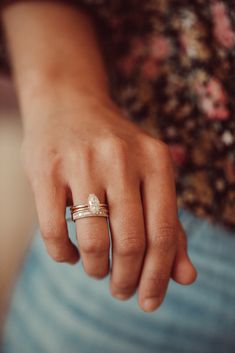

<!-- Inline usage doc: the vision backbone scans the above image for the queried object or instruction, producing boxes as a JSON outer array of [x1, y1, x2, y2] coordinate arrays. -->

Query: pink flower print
[[200, 96, 214, 115], [201, 97, 229, 120], [150, 35, 172, 60], [131, 36, 146, 59], [169, 144, 187, 167], [193, 76, 230, 120], [179, 32, 200, 59], [193, 80, 205, 96], [142, 58, 159, 79], [217, 28, 235, 48], [117, 36, 146, 76], [205, 78, 228, 104], [211, 2, 235, 49], [212, 106, 229, 120], [179, 33, 189, 53], [118, 55, 136, 76]]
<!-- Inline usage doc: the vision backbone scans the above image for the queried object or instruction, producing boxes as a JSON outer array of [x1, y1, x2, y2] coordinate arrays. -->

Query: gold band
[[70, 204, 107, 211], [72, 208, 109, 221]]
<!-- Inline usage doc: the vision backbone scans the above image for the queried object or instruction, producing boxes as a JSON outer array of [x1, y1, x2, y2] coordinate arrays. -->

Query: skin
[[2, 2, 197, 313]]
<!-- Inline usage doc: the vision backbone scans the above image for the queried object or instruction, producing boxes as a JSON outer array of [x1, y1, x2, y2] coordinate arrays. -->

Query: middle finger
[[138, 154, 178, 312], [107, 177, 146, 300]]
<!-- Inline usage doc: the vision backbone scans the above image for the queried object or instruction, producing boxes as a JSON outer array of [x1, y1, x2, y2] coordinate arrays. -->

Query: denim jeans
[[2, 207, 235, 353]]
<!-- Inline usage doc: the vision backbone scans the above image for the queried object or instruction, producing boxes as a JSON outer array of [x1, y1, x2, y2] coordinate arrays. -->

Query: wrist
[[17, 70, 114, 122], [3, 1, 113, 120]]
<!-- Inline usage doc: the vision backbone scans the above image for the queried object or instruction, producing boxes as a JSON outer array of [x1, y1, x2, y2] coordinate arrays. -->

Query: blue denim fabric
[[2, 207, 235, 353]]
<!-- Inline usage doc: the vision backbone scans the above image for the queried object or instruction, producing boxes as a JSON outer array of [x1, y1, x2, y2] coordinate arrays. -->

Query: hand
[[3, 0, 196, 312], [21, 93, 197, 312]]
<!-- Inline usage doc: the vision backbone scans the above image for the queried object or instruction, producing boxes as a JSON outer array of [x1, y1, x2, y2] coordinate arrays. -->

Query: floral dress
[[1, 0, 235, 231]]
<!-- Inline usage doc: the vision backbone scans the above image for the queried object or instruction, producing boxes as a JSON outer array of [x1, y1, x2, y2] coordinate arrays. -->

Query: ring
[[70, 194, 109, 222]]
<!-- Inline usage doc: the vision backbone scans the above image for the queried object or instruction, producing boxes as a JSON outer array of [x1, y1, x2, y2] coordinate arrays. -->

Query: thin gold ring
[[72, 208, 109, 221], [70, 204, 107, 211]]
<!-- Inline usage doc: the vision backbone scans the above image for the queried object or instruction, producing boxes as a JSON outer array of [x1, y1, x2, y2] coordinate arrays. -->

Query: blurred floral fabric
[[1, 0, 235, 230]]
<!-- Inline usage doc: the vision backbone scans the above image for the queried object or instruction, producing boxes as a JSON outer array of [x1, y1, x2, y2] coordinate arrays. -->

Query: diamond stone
[[88, 194, 100, 214]]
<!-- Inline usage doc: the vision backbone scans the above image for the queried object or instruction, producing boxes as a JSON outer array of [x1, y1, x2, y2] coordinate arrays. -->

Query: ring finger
[[70, 177, 110, 279]]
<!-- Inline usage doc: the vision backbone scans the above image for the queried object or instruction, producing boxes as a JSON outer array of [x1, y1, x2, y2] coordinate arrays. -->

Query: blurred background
[[0, 75, 35, 332]]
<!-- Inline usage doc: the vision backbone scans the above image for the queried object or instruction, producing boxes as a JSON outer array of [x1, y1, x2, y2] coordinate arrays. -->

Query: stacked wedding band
[[70, 194, 109, 221]]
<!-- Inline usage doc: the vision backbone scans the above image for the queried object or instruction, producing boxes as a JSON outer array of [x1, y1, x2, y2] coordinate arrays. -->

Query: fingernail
[[143, 298, 159, 312]]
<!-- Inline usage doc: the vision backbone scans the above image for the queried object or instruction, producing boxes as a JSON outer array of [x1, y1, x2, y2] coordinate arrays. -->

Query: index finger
[[32, 175, 79, 264]]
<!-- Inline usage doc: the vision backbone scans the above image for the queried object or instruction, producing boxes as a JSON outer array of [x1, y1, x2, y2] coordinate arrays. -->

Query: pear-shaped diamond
[[88, 194, 100, 214]]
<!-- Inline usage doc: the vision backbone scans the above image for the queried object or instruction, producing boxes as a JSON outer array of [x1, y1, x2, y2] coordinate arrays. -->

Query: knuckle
[[48, 249, 69, 263], [41, 220, 65, 242], [41, 229, 59, 242], [112, 280, 135, 294], [42, 232, 56, 242], [116, 236, 144, 257], [145, 140, 173, 172], [84, 266, 108, 279], [43, 154, 62, 178], [101, 137, 134, 179], [51, 254, 68, 263], [103, 136, 128, 161], [158, 141, 171, 157], [146, 271, 167, 286], [68, 145, 92, 167], [81, 238, 109, 256], [150, 223, 177, 252], [111, 136, 128, 152], [85, 268, 109, 279], [25, 150, 63, 185], [145, 138, 169, 155], [158, 146, 174, 170], [151, 140, 171, 158], [158, 222, 177, 238], [145, 272, 168, 297]]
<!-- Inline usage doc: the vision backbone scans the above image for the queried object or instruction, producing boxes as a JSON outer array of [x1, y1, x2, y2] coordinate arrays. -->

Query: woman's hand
[[21, 93, 197, 312], [3, 1, 197, 312]]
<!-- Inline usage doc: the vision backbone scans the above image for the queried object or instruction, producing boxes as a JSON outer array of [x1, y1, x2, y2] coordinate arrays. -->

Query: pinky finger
[[171, 220, 197, 285]]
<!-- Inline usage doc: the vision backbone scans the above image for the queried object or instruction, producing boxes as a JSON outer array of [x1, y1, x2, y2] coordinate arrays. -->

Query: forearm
[[1, 1, 112, 122]]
